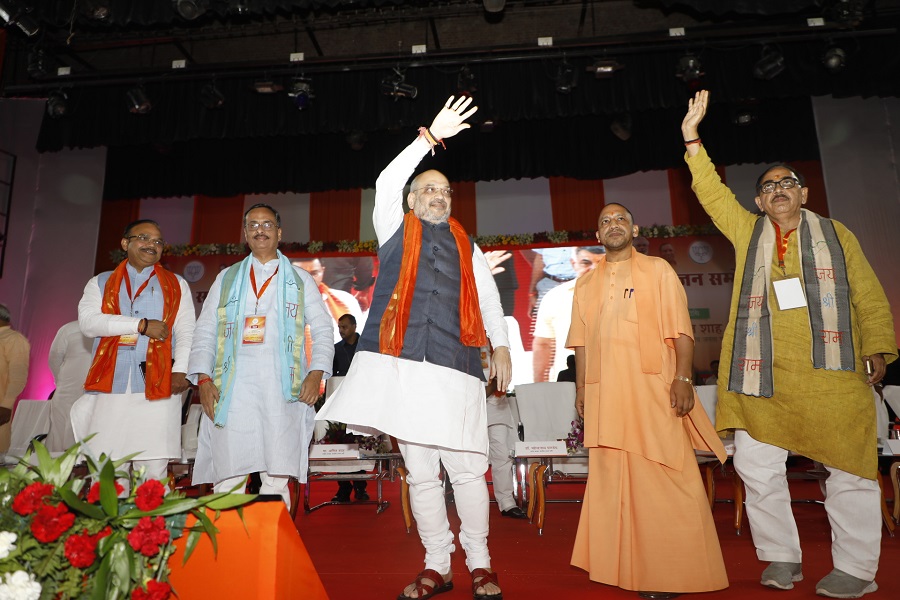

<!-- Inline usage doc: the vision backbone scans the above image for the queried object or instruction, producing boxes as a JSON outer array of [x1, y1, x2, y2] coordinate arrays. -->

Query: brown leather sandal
[[471, 568, 503, 600], [397, 569, 453, 600]]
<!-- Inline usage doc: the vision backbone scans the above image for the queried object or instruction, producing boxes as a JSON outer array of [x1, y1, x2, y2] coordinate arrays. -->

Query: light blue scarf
[[213, 250, 305, 427]]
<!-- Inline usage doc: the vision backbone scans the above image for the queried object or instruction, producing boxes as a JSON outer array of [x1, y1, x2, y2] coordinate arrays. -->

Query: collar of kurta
[[591, 248, 663, 375]]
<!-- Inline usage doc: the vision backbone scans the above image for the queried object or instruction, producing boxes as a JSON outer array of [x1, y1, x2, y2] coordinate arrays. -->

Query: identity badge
[[119, 333, 139, 347], [242, 315, 267, 344], [772, 277, 807, 310]]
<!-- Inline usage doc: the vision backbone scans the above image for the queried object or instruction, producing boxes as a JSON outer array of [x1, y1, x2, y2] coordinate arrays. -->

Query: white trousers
[[215, 472, 291, 510], [399, 441, 491, 574], [487, 424, 515, 512], [733, 429, 881, 580]]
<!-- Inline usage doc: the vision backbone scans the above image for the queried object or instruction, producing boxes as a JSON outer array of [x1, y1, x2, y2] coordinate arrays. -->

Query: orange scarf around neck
[[379, 212, 486, 356], [84, 261, 181, 400]]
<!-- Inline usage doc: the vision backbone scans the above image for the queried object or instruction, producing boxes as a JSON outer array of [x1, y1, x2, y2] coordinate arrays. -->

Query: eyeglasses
[[246, 221, 278, 231], [126, 234, 165, 247], [758, 177, 800, 194], [412, 185, 453, 198]]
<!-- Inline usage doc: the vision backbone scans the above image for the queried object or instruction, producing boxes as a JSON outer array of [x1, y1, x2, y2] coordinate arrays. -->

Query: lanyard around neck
[[124, 269, 156, 314], [250, 265, 279, 313]]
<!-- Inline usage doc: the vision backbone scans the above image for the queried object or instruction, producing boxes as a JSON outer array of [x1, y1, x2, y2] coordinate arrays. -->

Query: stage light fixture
[[252, 80, 282, 94], [753, 45, 785, 81], [586, 59, 623, 79], [126, 86, 152, 114], [346, 131, 367, 151], [822, 46, 847, 74], [381, 69, 417, 99], [0, 1, 40, 37], [457, 66, 476, 96], [555, 63, 577, 94], [675, 54, 703, 82], [46, 91, 68, 118], [199, 82, 225, 109], [287, 78, 313, 110], [732, 109, 757, 126], [483, 0, 505, 13], [81, 0, 110, 20], [174, 0, 209, 20]]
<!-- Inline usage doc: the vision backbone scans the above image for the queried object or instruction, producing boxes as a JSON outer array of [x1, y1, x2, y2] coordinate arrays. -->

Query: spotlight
[[381, 69, 417, 99], [822, 46, 847, 74], [555, 63, 577, 94], [480, 119, 496, 133], [46, 91, 68, 118], [732, 109, 757, 126], [483, 0, 505, 13], [287, 78, 313, 110], [0, 1, 40, 37], [586, 59, 623, 79], [80, 0, 110, 20], [173, 0, 209, 20], [753, 45, 785, 81], [675, 54, 703, 82], [199, 82, 225, 109], [610, 114, 632, 141], [126, 86, 152, 115]]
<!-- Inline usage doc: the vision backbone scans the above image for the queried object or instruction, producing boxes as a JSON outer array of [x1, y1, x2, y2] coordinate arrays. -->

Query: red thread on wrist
[[197, 377, 213, 387]]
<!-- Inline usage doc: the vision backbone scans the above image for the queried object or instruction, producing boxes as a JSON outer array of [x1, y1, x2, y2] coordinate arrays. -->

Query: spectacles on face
[[758, 177, 800, 194], [246, 221, 278, 231], [126, 234, 165, 247], [412, 185, 453, 198]]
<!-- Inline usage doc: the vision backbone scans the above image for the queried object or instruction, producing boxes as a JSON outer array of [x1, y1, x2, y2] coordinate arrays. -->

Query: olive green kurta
[[686, 146, 897, 479]]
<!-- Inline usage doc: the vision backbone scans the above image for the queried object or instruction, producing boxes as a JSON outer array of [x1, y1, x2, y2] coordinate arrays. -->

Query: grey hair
[[0, 303, 10, 323]]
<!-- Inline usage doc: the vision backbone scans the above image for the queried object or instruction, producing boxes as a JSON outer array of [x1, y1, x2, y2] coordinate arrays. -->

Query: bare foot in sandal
[[397, 569, 453, 600], [472, 568, 502, 600]]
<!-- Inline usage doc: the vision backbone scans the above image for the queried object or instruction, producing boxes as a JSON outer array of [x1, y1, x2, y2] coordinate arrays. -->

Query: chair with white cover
[[513, 382, 582, 533], [694, 385, 743, 534], [880, 385, 900, 527], [5, 400, 51, 464]]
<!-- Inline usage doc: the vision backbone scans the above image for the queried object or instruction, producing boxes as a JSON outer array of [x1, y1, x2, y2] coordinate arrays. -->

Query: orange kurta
[[566, 249, 728, 592]]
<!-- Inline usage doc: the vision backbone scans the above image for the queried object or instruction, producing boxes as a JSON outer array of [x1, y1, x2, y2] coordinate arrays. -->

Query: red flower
[[87, 481, 125, 504], [64, 529, 100, 569], [31, 502, 76, 543], [11, 482, 55, 515], [131, 580, 172, 600], [134, 480, 166, 512], [127, 516, 170, 557]]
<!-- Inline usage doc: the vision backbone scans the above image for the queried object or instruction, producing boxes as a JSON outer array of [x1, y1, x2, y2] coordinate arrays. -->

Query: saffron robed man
[[316, 97, 511, 600], [567, 204, 728, 598], [682, 90, 896, 599], [187, 204, 334, 510], [74, 220, 195, 482]]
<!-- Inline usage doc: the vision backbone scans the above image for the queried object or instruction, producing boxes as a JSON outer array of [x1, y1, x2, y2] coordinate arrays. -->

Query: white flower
[[0, 532, 16, 559], [0, 571, 41, 600]]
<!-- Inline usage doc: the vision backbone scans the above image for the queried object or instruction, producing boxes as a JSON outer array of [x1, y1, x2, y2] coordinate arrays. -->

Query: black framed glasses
[[758, 178, 799, 194], [246, 221, 278, 231]]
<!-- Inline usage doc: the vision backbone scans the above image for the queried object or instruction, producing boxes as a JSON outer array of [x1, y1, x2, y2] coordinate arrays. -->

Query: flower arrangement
[[319, 421, 388, 454], [565, 416, 585, 455], [0, 441, 255, 600]]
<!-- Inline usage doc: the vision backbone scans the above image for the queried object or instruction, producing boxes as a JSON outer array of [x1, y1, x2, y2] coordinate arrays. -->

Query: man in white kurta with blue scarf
[[317, 97, 512, 600], [188, 203, 334, 509]]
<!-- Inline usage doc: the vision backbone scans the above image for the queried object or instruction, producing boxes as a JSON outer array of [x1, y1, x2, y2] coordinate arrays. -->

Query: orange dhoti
[[572, 436, 728, 593]]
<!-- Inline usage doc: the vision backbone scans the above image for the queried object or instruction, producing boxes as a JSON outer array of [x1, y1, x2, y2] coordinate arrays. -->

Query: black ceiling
[[1, 1, 899, 198]]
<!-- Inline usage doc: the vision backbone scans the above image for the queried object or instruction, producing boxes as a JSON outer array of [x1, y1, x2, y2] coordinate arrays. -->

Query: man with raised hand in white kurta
[[74, 220, 195, 483], [187, 203, 334, 510], [316, 96, 511, 600]]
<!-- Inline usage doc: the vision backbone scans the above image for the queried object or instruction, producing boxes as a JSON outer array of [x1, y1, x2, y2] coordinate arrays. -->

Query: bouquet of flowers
[[565, 416, 585, 455], [0, 441, 255, 600]]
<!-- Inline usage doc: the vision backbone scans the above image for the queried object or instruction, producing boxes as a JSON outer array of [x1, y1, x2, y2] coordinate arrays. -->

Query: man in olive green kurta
[[682, 91, 896, 599]]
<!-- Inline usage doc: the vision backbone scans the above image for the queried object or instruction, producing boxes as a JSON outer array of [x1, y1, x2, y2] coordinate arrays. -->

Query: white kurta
[[316, 136, 510, 456], [73, 272, 195, 462], [188, 258, 334, 484], [46, 321, 94, 452]]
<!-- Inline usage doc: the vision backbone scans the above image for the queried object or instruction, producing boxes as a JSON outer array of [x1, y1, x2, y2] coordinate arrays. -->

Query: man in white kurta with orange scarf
[[567, 204, 728, 599], [74, 219, 195, 482], [317, 97, 511, 600]]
